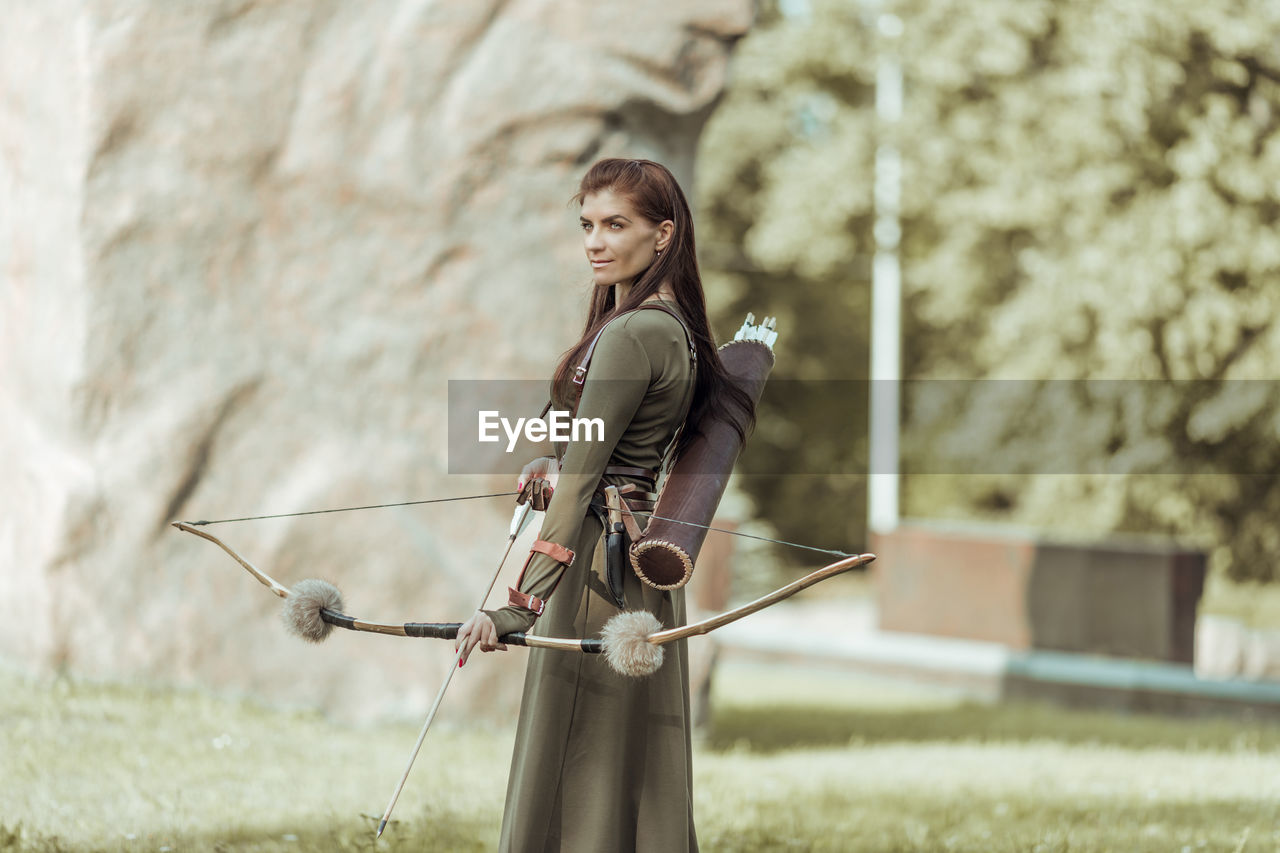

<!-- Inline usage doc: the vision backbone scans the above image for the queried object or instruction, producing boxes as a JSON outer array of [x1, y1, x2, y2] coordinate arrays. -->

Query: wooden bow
[[172, 519, 872, 662]]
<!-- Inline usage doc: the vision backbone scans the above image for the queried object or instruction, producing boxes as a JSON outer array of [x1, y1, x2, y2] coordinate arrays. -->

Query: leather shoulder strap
[[639, 302, 698, 367], [573, 303, 697, 386]]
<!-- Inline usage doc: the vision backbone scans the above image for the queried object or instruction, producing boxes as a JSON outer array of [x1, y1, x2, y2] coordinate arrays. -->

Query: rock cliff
[[1, 0, 752, 720]]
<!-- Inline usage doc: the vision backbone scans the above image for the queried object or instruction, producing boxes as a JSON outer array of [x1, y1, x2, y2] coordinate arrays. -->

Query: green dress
[[485, 302, 698, 853]]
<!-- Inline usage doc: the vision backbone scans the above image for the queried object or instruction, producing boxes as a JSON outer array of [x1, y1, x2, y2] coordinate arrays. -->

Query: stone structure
[[874, 521, 1206, 664], [1, 0, 753, 720]]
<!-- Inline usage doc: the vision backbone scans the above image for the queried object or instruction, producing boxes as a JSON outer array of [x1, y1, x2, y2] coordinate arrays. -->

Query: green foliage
[[699, 0, 1280, 580]]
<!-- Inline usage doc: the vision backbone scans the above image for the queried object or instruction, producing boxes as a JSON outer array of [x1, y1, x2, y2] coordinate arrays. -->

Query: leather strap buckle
[[508, 588, 546, 615], [506, 541, 574, 618]]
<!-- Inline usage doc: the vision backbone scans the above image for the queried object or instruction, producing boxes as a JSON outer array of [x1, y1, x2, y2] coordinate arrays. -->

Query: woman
[[455, 158, 753, 853]]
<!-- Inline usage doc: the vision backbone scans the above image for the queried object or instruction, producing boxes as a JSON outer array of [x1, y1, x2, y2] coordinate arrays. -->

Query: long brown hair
[[551, 158, 755, 461]]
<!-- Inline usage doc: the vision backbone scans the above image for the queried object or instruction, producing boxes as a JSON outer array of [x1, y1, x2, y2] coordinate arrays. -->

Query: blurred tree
[[697, 0, 879, 561], [698, 0, 1280, 581]]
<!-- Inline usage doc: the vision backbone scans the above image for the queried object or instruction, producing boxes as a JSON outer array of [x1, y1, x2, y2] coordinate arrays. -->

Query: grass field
[[1, 659, 1277, 852]]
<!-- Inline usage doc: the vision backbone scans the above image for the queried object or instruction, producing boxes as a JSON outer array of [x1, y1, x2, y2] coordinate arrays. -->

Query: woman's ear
[[656, 219, 675, 252]]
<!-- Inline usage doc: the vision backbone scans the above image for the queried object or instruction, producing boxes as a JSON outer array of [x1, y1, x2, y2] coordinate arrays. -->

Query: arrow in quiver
[[628, 314, 778, 589]]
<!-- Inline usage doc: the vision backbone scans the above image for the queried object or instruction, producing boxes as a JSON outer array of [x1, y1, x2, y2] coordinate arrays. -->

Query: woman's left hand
[[455, 610, 507, 666]]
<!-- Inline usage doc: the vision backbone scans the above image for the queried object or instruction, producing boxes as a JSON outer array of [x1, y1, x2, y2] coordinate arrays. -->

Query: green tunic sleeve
[[485, 318, 654, 637]]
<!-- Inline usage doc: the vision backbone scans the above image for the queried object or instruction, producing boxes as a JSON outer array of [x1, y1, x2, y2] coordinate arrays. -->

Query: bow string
[[181, 491, 852, 559]]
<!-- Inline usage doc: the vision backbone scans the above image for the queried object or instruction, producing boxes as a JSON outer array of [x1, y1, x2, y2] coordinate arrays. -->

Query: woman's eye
[[609, 222, 622, 230]]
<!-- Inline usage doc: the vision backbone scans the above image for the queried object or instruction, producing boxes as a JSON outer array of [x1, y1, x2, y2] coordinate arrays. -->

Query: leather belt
[[602, 465, 658, 484], [592, 486, 655, 508], [600, 465, 658, 511]]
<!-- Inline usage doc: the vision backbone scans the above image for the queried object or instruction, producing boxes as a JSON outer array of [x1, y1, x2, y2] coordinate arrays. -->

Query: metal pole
[[867, 7, 903, 536]]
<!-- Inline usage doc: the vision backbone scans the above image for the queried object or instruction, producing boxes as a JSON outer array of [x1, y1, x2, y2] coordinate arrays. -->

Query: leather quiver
[[628, 338, 775, 589]]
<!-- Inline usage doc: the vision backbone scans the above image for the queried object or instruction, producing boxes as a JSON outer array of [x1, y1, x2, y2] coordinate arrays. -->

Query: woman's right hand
[[455, 610, 507, 666], [516, 456, 559, 511]]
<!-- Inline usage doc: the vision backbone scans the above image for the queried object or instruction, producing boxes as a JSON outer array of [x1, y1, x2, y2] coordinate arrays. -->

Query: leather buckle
[[508, 588, 546, 615]]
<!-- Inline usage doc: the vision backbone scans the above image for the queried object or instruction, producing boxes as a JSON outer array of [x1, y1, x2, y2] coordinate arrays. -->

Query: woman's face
[[579, 189, 672, 288]]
